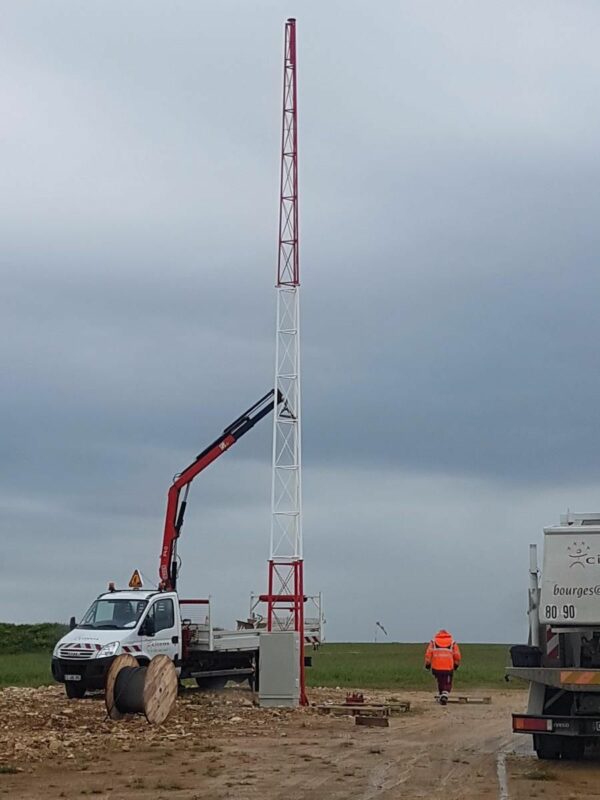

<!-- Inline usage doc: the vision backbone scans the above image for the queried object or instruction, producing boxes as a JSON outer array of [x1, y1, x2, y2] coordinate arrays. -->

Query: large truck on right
[[508, 512, 600, 759]]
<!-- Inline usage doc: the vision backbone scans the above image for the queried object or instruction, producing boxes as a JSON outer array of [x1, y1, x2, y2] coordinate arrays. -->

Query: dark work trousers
[[433, 670, 453, 694]]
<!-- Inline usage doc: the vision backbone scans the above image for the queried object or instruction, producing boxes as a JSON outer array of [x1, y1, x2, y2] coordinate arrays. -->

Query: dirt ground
[[1, 685, 600, 799]]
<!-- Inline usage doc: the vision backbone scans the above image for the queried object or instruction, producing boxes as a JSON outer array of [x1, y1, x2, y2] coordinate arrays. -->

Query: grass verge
[[0, 640, 520, 691]]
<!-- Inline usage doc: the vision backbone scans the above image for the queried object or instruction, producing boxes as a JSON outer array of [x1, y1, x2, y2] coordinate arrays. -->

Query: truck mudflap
[[513, 713, 600, 737]]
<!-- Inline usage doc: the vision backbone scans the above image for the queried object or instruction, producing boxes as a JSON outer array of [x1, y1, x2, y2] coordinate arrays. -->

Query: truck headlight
[[96, 641, 120, 658], [52, 644, 61, 658]]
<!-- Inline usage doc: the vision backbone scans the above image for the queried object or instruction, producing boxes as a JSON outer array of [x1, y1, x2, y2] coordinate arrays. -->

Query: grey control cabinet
[[258, 631, 300, 708]]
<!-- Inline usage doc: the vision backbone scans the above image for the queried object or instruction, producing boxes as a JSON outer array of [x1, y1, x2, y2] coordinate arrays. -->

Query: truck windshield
[[78, 598, 148, 630]]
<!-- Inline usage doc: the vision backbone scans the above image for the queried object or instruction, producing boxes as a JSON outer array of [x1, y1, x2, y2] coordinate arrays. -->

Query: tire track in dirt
[[496, 735, 532, 800], [496, 749, 510, 800], [352, 694, 520, 800]]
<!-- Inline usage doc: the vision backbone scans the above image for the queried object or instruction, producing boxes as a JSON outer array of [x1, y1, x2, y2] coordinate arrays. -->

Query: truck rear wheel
[[65, 681, 87, 699], [533, 734, 561, 760]]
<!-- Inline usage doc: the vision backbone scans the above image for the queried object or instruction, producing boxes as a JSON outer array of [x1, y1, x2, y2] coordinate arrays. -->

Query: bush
[[0, 623, 68, 654]]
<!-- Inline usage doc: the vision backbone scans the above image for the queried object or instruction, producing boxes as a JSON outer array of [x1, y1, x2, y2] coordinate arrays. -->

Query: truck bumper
[[513, 713, 600, 737], [52, 656, 116, 690]]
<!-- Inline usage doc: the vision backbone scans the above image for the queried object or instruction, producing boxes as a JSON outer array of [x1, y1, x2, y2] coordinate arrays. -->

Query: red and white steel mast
[[261, 18, 307, 706]]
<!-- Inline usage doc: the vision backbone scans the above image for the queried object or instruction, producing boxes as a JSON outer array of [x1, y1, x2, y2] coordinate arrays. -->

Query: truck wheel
[[533, 735, 561, 760], [65, 681, 87, 699], [560, 738, 585, 760]]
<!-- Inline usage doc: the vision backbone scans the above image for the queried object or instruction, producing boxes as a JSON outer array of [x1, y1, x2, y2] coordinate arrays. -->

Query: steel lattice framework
[[262, 18, 307, 706]]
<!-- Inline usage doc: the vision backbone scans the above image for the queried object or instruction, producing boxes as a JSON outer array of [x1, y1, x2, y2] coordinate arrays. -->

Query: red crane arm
[[159, 389, 282, 590]]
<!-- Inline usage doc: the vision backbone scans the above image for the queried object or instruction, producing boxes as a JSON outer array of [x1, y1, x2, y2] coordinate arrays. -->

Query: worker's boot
[[440, 691, 449, 706]]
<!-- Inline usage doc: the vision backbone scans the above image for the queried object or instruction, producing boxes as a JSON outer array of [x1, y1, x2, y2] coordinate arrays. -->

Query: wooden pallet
[[440, 695, 491, 705], [317, 702, 410, 717]]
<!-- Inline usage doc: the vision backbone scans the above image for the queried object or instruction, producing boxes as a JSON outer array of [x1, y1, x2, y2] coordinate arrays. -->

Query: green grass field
[[307, 642, 514, 690], [0, 625, 515, 690], [0, 654, 53, 688], [0, 623, 66, 687]]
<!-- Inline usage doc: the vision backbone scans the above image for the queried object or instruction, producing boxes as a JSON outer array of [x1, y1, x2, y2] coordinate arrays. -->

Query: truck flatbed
[[188, 625, 261, 653], [507, 666, 600, 691]]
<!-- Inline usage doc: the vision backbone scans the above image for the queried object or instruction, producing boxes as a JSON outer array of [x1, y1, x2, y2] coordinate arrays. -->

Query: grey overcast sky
[[2, 1, 600, 642]]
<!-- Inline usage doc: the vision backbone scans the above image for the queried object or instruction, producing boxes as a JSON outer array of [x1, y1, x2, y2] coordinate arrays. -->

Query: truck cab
[[52, 589, 181, 698]]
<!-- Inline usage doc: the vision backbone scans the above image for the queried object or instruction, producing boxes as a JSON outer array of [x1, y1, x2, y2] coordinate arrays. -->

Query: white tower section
[[270, 285, 302, 567]]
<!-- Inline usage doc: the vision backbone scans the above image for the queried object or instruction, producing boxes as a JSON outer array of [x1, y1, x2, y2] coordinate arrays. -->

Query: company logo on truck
[[567, 541, 592, 567]]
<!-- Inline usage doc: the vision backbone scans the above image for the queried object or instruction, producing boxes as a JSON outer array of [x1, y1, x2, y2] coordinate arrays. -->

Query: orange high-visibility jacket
[[424, 630, 461, 672]]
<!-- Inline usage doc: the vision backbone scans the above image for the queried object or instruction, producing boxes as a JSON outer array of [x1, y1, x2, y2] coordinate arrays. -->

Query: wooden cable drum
[[105, 653, 178, 725], [105, 653, 138, 720]]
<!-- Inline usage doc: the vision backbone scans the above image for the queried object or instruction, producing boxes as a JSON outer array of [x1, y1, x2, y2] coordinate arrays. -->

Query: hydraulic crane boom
[[159, 389, 282, 591]]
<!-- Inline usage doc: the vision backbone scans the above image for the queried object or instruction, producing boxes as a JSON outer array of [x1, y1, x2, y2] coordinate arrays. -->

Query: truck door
[[141, 597, 180, 663]]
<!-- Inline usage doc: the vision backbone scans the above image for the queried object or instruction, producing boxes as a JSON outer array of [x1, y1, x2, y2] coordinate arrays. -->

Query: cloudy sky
[[2, 1, 600, 643]]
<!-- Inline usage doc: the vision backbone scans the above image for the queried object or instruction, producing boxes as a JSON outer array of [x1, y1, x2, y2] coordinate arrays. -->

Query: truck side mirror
[[69, 616, 76, 630], [141, 618, 155, 637]]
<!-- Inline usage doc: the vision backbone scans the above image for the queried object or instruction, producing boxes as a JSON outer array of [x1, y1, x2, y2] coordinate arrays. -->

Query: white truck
[[507, 512, 600, 759], [52, 585, 263, 698]]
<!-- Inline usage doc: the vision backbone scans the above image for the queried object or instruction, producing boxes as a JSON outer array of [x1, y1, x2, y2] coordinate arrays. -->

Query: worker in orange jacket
[[424, 629, 461, 705]]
